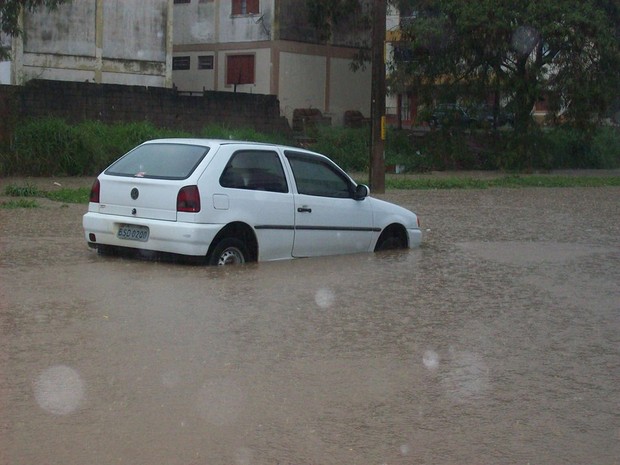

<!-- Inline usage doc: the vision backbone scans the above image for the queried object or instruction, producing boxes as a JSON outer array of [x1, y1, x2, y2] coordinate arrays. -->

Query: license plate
[[117, 224, 149, 242]]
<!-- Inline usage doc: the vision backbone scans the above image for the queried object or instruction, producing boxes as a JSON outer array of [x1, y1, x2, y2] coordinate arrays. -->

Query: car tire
[[375, 231, 406, 251], [208, 238, 249, 266]]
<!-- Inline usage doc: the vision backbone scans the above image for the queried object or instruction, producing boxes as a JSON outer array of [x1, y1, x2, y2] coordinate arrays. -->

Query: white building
[[1, 27, 12, 84], [8, 0, 173, 87]]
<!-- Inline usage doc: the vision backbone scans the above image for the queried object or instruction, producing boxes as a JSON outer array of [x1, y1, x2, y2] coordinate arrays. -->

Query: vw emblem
[[130, 188, 139, 200]]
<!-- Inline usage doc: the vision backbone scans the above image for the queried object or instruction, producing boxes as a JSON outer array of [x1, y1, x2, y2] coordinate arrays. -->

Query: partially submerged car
[[83, 139, 422, 265]]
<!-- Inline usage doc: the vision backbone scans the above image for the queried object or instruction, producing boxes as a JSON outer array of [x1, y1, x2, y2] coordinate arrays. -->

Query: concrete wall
[[171, 52, 217, 91], [0, 62, 10, 85], [218, 0, 274, 43], [173, 0, 218, 45], [277, 46, 371, 126], [278, 52, 327, 117], [0, 80, 291, 143], [173, 0, 274, 45], [328, 56, 371, 125], [217, 47, 271, 94], [1, 28, 12, 84], [13, 0, 173, 87]]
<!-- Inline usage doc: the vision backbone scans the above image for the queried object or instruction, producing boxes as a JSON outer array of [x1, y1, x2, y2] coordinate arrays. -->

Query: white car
[[83, 139, 422, 265]]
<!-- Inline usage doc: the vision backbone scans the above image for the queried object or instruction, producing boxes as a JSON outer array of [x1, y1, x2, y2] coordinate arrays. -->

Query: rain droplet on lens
[[315, 288, 335, 309], [33, 365, 85, 415], [511, 25, 539, 56], [423, 350, 440, 370]]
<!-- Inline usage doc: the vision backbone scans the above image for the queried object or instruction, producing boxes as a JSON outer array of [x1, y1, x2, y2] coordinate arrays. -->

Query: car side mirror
[[354, 184, 369, 200]]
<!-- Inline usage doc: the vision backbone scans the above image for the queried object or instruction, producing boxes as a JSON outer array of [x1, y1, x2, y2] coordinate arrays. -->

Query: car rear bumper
[[82, 212, 222, 257]]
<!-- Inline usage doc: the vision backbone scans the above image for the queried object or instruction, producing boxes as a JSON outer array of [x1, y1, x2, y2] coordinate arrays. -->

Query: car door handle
[[297, 206, 312, 213]]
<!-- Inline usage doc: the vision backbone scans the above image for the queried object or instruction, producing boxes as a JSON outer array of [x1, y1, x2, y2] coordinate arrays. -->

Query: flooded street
[[1, 181, 618, 465]]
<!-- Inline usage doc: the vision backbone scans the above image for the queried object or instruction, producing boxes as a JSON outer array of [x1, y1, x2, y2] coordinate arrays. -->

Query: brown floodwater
[[0, 179, 618, 465]]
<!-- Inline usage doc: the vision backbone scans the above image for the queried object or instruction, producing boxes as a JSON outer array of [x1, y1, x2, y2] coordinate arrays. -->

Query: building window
[[232, 0, 259, 15], [198, 55, 214, 70], [172, 56, 191, 70], [174, 0, 191, 4], [226, 55, 255, 85]]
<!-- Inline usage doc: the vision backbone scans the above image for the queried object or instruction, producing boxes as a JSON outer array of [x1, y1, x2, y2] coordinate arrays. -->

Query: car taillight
[[89, 179, 100, 203], [177, 185, 201, 212]]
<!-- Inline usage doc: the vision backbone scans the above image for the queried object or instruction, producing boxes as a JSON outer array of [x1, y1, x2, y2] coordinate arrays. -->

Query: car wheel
[[375, 229, 406, 251], [208, 238, 249, 266]]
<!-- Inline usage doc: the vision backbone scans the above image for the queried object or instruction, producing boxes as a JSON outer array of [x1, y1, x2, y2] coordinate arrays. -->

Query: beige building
[[172, 0, 372, 126], [8, 0, 173, 87]]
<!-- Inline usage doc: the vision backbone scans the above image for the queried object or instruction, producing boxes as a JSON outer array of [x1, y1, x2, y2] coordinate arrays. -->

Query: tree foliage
[[388, 0, 620, 169], [306, 0, 364, 41], [0, 0, 67, 60], [393, 1, 620, 131]]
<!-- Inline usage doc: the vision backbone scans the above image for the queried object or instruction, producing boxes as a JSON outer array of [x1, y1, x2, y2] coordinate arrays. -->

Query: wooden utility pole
[[369, 0, 386, 193]]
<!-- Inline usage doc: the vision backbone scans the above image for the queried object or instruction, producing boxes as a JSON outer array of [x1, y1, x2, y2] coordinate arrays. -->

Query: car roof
[[143, 138, 266, 146], [141, 138, 323, 157]]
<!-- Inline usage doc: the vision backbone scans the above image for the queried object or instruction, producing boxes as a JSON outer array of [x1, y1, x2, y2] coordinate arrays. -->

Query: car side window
[[220, 150, 288, 193], [284, 151, 353, 198]]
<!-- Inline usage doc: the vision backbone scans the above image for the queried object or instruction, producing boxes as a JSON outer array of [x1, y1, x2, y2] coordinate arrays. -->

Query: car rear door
[[284, 151, 375, 257]]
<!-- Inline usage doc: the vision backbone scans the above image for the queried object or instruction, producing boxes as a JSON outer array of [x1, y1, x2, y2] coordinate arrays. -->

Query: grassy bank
[[0, 118, 618, 177]]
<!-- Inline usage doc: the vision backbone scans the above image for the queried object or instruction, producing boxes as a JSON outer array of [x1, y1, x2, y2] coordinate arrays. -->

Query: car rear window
[[105, 143, 209, 180]]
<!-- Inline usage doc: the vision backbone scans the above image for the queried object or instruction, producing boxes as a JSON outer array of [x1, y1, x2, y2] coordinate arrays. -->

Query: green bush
[[1, 117, 617, 176], [9, 118, 75, 175], [1, 119, 191, 176], [310, 126, 370, 171], [591, 126, 620, 169], [400, 130, 503, 171], [543, 126, 619, 169], [545, 127, 591, 169]]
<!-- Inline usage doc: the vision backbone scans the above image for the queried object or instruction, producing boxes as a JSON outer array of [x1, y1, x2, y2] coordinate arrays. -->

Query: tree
[[306, 0, 365, 42], [391, 0, 620, 168], [1, 0, 68, 60]]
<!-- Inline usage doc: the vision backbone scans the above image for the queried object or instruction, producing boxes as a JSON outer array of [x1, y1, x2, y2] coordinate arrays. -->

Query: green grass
[[0, 199, 39, 209], [383, 175, 620, 190], [4, 184, 42, 197], [4, 184, 90, 203], [44, 187, 91, 204]]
